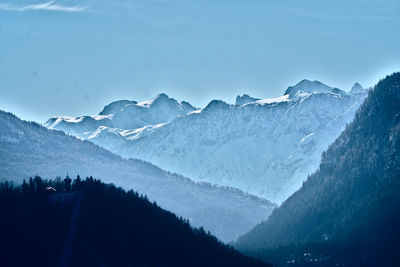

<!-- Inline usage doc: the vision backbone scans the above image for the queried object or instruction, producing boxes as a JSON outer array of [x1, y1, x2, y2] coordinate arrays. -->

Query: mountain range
[[2, 72, 399, 266], [235, 73, 400, 266], [45, 80, 368, 204], [0, 110, 276, 242]]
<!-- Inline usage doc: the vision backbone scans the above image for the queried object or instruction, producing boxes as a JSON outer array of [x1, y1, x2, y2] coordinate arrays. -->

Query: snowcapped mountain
[[45, 81, 368, 204], [45, 93, 197, 143], [235, 94, 261, 106], [350, 82, 365, 93], [0, 110, 275, 242], [284, 79, 334, 97], [234, 73, 400, 266]]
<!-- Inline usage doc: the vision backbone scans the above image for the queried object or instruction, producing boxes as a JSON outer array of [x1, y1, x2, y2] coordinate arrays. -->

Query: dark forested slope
[[0, 176, 270, 267], [235, 73, 400, 266]]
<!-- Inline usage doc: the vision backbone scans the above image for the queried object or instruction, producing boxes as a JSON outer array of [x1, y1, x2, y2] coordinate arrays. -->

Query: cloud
[[0, 1, 86, 12]]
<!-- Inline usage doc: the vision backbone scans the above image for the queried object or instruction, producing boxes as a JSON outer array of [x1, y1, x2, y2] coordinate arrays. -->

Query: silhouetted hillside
[[235, 73, 400, 266], [0, 176, 270, 267]]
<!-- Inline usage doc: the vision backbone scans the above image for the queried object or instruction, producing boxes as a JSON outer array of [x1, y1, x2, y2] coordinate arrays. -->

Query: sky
[[0, 0, 399, 123]]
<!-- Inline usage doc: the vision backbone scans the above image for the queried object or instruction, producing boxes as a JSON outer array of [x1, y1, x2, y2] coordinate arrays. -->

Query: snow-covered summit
[[235, 94, 261, 106], [99, 100, 138, 115], [45, 94, 198, 140], [110, 93, 197, 129], [284, 79, 334, 98], [44, 115, 113, 138], [136, 93, 175, 108]]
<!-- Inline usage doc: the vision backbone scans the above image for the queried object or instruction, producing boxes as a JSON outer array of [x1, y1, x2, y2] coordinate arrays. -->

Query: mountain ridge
[[112, 88, 368, 203], [44, 80, 369, 204], [45, 93, 197, 134]]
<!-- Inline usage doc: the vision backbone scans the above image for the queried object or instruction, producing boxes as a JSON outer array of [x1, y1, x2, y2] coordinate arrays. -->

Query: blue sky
[[0, 0, 399, 122]]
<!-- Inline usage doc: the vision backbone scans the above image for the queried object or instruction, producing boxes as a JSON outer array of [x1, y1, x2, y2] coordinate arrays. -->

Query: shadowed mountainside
[[235, 73, 400, 266]]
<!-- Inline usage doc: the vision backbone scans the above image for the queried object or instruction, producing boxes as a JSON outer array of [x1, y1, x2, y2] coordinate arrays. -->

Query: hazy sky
[[1, 0, 399, 122]]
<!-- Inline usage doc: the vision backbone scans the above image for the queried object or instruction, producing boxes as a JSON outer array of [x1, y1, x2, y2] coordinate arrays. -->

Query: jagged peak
[[284, 79, 333, 98], [350, 82, 365, 93], [153, 93, 169, 100], [99, 100, 138, 115], [100, 94, 195, 115], [203, 99, 230, 111], [180, 101, 197, 112], [136, 93, 178, 108], [134, 94, 197, 112], [235, 94, 260, 106]]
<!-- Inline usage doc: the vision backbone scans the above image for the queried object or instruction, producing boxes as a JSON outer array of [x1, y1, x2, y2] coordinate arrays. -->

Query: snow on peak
[[45, 115, 112, 128], [235, 94, 261, 106], [99, 94, 196, 116], [113, 88, 368, 204], [99, 100, 138, 115], [45, 94, 197, 140], [284, 79, 334, 98], [254, 95, 290, 105], [137, 93, 172, 108], [134, 94, 196, 113], [109, 94, 196, 129], [350, 82, 365, 93], [42, 82, 369, 204], [329, 88, 347, 96]]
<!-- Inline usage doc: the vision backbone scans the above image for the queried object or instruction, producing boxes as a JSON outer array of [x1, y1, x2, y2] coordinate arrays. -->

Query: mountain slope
[[114, 85, 368, 204], [235, 73, 400, 265], [0, 110, 275, 242], [45, 81, 368, 204], [0, 177, 269, 267]]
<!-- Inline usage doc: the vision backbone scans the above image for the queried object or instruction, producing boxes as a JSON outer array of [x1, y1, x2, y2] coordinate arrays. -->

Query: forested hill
[[235, 73, 400, 266], [0, 176, 270, 267]]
